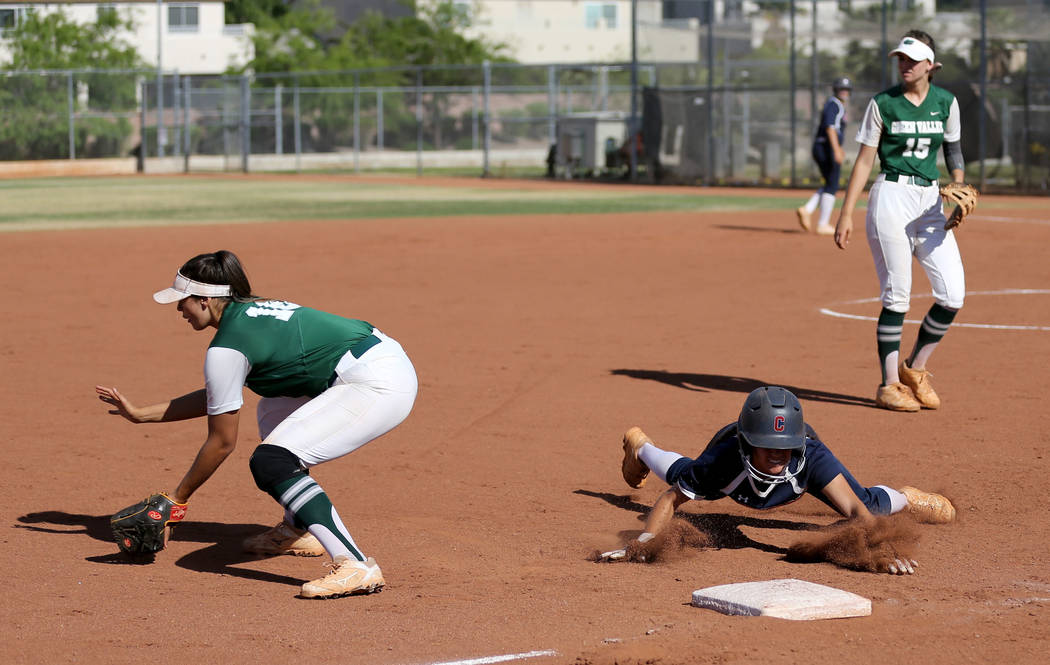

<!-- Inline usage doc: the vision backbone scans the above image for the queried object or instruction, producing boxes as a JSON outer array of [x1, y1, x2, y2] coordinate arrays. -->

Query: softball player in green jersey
[[834, 30, 967, 413], [96, 250, 417, 599]]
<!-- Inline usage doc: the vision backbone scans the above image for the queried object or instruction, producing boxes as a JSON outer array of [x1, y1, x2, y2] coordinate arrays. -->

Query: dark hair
[[179, 250, 257, 302], [903, 29, 935, 53]]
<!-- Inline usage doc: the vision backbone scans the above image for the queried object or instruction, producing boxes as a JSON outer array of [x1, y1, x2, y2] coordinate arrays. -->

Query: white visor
[[890, 37, 935, 65], [153, 271, 233, 303]]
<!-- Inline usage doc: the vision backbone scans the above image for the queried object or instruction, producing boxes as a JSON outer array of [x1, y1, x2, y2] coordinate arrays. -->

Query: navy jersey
[[814, 96, 847, 146], [665, 423, 850, 510]]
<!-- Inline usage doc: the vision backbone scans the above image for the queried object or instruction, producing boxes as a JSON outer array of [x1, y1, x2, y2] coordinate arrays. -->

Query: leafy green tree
[[225, 0, 291, 26], [1, 9, 145, 159], [240, 0, 509, 150]]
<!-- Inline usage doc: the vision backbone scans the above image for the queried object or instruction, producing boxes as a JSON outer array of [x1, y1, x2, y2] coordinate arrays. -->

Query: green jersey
[[855, 84, 961, 182], [209, 300, 375, 399]]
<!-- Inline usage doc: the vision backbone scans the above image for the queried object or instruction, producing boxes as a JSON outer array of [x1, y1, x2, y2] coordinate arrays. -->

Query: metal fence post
[[547, 65, 556, 149], [811, 0, 818, 120], [67, 71, 76, 160], [240, 74, 250, 173], [377, 88, 384, 151], [173, 70, 181, 156], [293, 77, 302, 173], [978, 0, 988, 188], [416, 67, 423, 176], [354, 72, 361, 173], [880, 0, 888, 90], [482, 60, 491, 177], [472, 86, 479, 151], [139, 79, 147, 172], [706, 0, 715, 184], [275, 84, 283, 155], [789, 0, 797, 186], [183, 75, 191, 173]]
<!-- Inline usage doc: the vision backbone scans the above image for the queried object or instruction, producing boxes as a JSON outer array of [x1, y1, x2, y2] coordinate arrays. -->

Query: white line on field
[[820, 289, 1050, 331], [416, 649, 557, 665]]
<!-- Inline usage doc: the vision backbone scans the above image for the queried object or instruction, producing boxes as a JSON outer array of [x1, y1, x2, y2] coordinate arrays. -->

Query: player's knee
[[249, 444, 306, 494], [940, 292, 964, 310], [881, 297, 910, 313]]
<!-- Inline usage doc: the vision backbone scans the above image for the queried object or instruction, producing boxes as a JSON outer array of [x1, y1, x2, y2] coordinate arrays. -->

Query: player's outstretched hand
[[882, 557, 918, 575], [96, 385, 144, 423]]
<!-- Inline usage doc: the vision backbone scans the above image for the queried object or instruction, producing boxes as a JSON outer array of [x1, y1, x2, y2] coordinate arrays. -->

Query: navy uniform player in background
[[601, 387, 955, 574], [797, 77, 853, 236]]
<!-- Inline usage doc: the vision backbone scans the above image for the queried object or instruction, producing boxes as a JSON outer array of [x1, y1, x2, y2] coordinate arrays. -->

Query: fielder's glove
[[939, 182, 979, 230], [110, 492, 187, 556]]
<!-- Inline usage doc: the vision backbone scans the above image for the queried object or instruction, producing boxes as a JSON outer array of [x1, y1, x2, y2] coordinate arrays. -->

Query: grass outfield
[[0, 175, 806, 231]]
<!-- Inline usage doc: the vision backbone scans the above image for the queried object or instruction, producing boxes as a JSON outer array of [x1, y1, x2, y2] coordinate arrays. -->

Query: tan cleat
[[900, 486, 956, 524], [796, 206, 813, 232], [875, 383, 921, 412], [622, 427, 652, 489], [300, 557, 385, 599], [243, 521, 326, 557], [899, 362, 940, 409], [815, 224, 835, 236]]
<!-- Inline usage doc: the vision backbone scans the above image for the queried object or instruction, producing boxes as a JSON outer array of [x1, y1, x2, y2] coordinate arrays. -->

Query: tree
[[240, 0, 509, 151], [1, 9, 146, 159]]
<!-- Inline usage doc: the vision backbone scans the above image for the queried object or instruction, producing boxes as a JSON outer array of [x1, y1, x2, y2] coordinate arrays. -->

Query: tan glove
[[939, 182, 979, 230]]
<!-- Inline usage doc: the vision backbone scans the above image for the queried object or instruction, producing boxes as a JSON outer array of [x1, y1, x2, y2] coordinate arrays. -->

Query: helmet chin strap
[[741, 449, 808, 496]]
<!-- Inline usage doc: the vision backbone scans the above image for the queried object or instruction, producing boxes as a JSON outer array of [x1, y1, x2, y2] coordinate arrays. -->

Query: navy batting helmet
[[832, 76, 853, 91], [737, 387, 807, 485]]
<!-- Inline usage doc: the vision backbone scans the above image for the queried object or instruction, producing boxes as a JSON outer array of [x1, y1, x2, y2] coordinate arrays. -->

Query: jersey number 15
[[902, 137, 932, 159]]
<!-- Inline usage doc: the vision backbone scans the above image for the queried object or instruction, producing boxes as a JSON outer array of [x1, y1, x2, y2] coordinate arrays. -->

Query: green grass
[[0, 174, 798, 231]]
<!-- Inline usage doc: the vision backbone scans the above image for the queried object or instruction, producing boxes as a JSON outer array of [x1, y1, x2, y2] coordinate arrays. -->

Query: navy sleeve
[[803, 439, 848, 493], [820, 100, 838, 130]]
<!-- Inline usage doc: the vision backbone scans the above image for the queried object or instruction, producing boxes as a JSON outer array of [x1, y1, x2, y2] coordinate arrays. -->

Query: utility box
[[554, 112, 628, 178]]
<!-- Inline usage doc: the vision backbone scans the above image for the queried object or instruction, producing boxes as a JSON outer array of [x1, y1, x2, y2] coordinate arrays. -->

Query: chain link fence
[[2, 0, 1049, 192]]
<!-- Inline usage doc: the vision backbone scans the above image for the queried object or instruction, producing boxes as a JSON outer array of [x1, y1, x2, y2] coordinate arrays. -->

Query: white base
[[691, 578, 871, 620]]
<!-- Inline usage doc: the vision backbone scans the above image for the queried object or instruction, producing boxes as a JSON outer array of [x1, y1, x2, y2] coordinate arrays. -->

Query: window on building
[[585, 3, 617, 29], [96, 4, 118, 22], [0, 6, 32, 33], [168, 4, 199, 32]]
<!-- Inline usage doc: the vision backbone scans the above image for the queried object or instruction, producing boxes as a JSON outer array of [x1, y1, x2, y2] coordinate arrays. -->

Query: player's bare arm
[[642, 487, 691, 540], [96, 386, 208, 423], [820, 473, 874, 521], [834, 144, 878, 249], [172, 410, 240, 503]]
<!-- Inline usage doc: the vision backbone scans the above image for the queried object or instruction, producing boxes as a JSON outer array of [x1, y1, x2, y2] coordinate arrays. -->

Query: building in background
[[442, 0, 940, 64], [0, 1, 254, 74]]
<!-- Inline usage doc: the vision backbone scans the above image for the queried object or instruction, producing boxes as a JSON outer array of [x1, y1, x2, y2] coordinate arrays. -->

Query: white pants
[[255, 330, 418, 467], [865, 177, 966, 312]]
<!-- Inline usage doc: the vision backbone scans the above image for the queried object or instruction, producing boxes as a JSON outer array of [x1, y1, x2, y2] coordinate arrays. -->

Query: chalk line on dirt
[[821, 289, 1050, 331], [414, 649, 557, 665]]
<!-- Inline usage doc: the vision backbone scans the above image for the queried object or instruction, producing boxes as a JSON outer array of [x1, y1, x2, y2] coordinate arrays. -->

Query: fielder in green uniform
[[97, 250, 418, 599], [834, 30, 968, 412]]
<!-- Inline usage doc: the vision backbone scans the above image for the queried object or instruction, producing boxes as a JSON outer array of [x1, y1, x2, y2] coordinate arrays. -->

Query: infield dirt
[[3, 177, 1048, 665]]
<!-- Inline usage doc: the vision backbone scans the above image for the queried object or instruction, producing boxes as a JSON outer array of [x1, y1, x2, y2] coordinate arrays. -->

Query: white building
[[447, 0, 939, 64], [0, 1, 254, 74]]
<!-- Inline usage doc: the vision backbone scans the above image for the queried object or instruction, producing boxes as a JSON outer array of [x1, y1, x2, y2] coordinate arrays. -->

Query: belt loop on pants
[[883, 172, 934, 187], [348, 333, 381, 359], [327, 332, 383, 387]]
